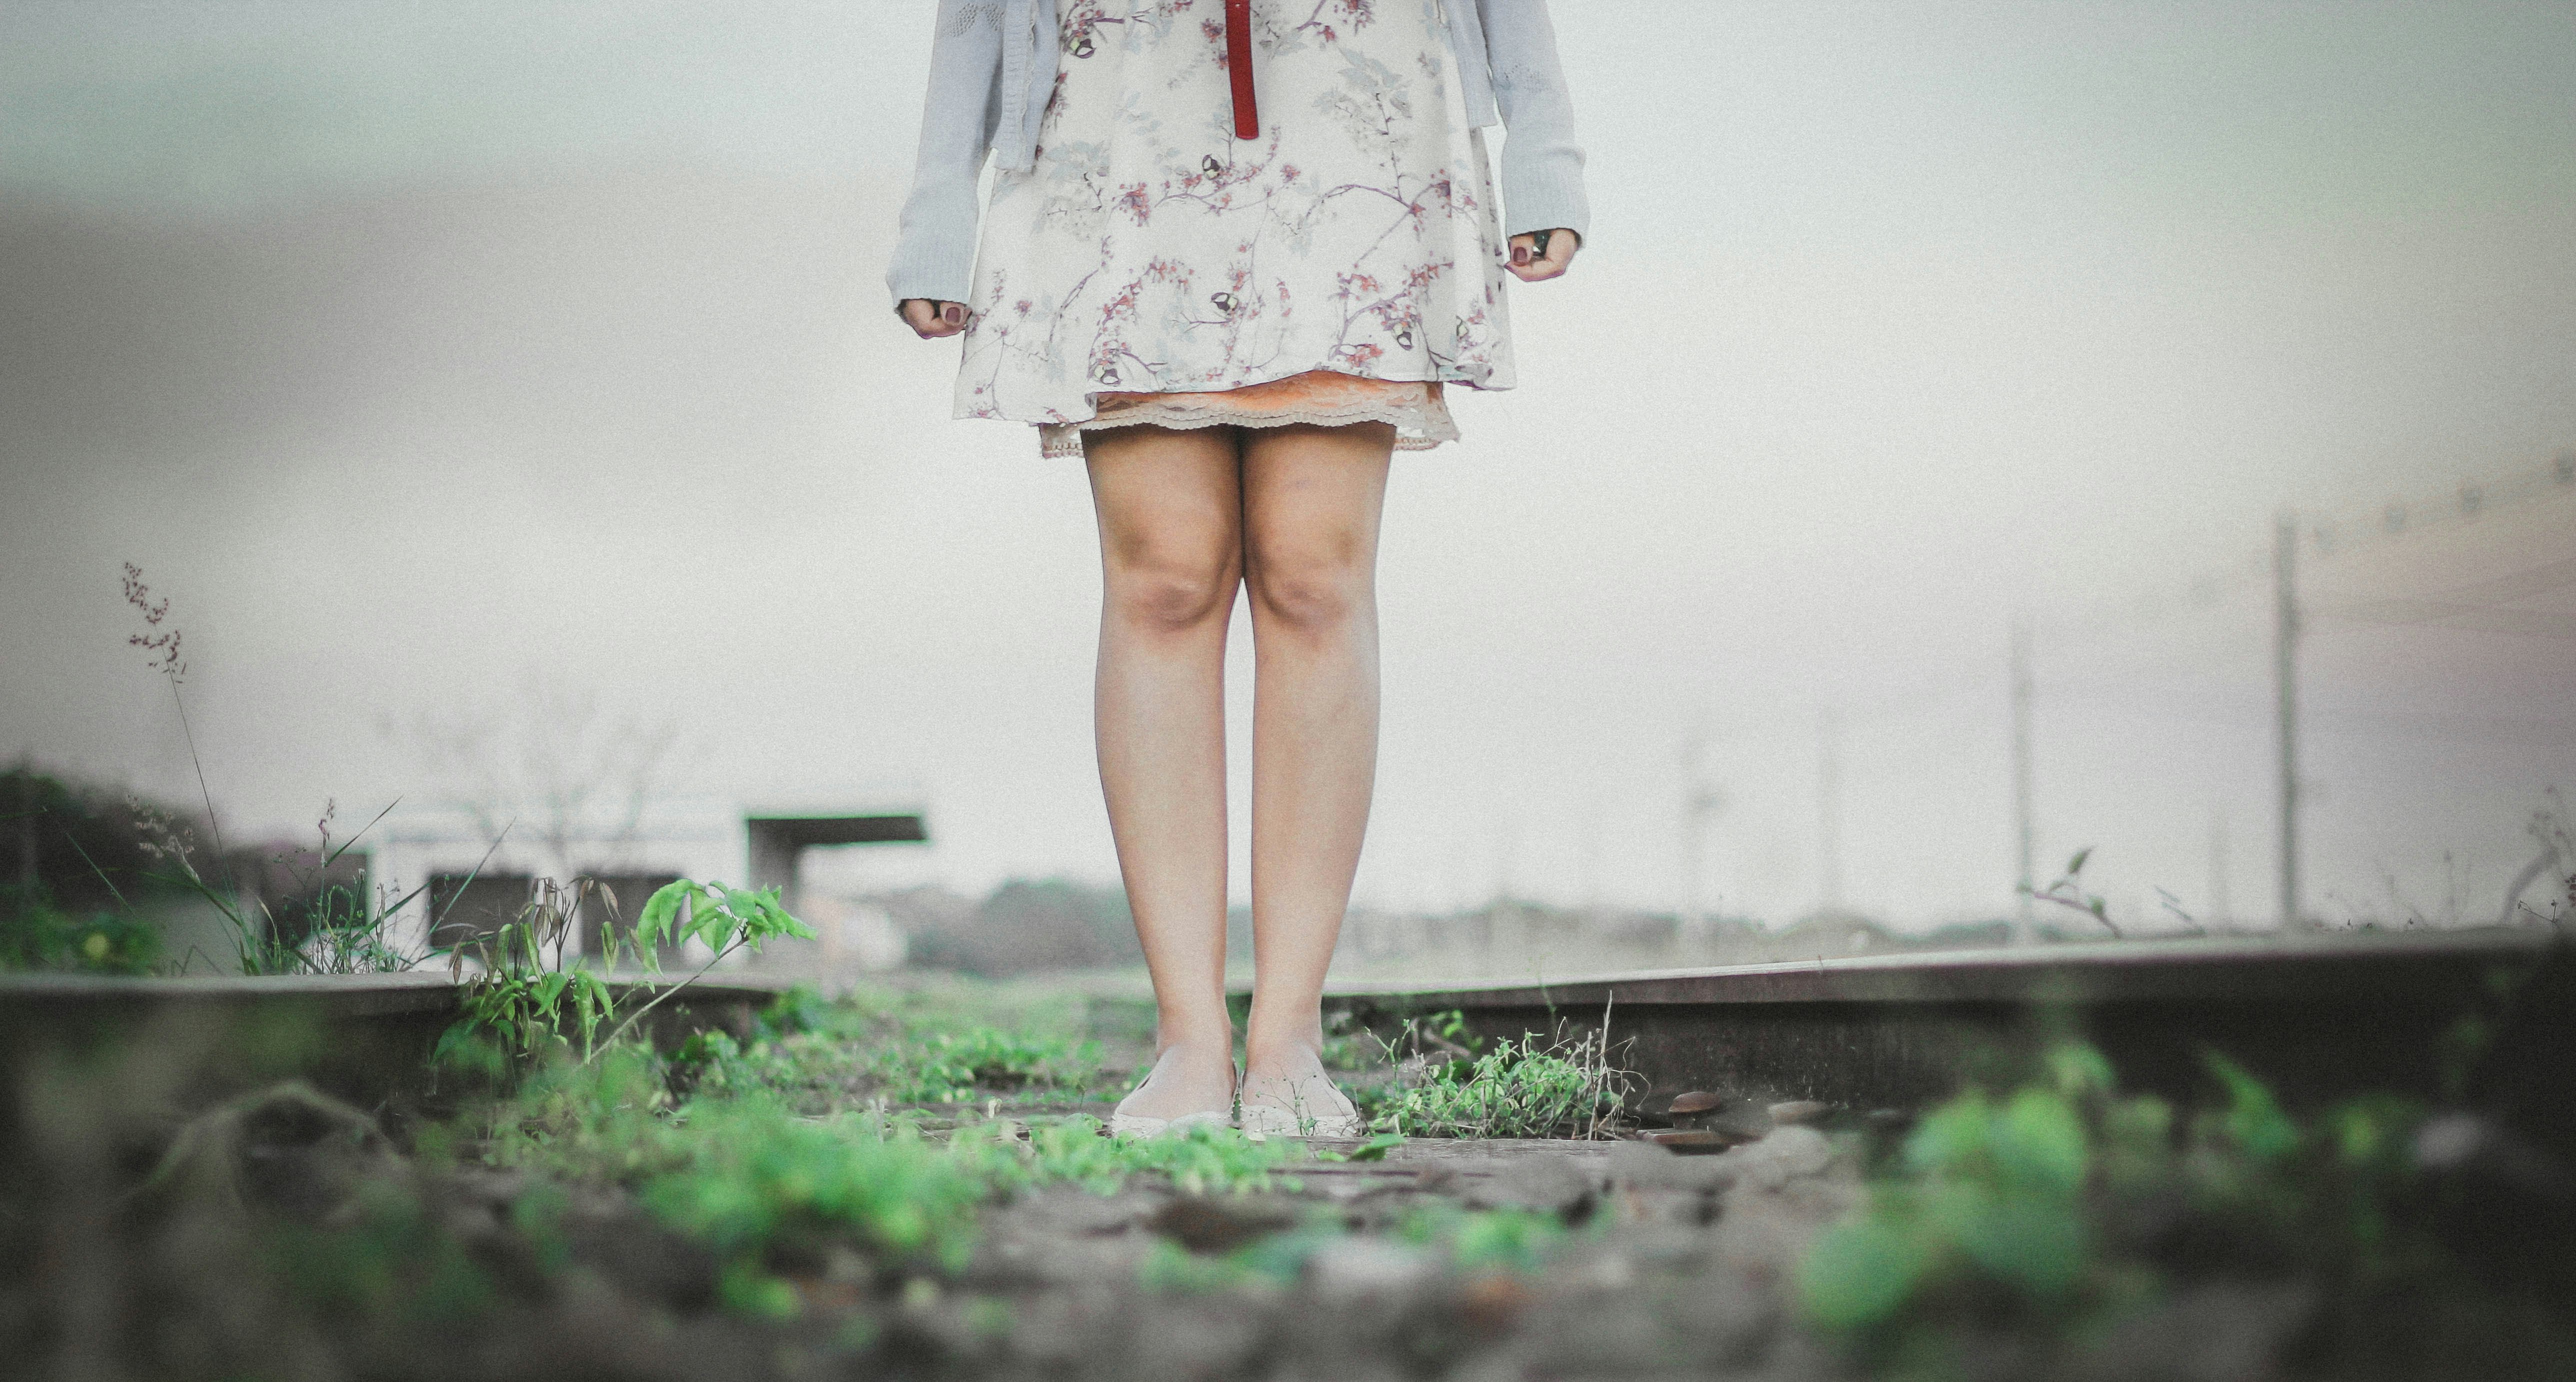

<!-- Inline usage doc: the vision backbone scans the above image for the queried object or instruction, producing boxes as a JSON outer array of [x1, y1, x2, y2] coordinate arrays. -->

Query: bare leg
[[1086, 425, 1246, 1120], [1236, 422, 1392, 1128]]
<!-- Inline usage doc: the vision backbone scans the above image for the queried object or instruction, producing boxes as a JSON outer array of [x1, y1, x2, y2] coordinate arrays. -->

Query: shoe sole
[[1106, 1109, 1234, 1138], [1235, 1102, 1362, 1139]]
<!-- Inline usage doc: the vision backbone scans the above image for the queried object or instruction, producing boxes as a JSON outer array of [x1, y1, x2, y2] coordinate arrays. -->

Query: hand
[[900, 299, 969, 339], [1506, 228, 1580, 283]]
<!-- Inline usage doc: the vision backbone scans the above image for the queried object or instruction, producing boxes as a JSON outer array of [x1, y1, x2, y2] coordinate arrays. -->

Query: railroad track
[[1326, 929, 2570, 1120], [5, 927, 2562, 1138], [0, 970, 800, 1128]]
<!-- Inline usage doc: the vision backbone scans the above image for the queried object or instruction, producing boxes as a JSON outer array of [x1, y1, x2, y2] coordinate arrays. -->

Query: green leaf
[[1994, 1088, 2089, 1196], [1348, 1131, 1406, 1162], [2046, 1044, 2117, 1099], [637, 880, 694, 952], [1953, 1192, 2088, 1299], [2100, 1093, 2173, 1154], [431, 1022, 492, 1073], [1316, 1131, 1407, 1163], [1903, 1091, 1994, 1176], [2202, 1051, 2300, 1162], [2328, 1095, 2418, 1166], [1798, 1216, 1932, 1329], [718, 1262, 800, 1319]]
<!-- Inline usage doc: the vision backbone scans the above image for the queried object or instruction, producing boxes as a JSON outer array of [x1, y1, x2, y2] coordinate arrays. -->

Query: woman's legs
[[1085, 425, 1246, 1119], [1236, 422, 1393, 1123]]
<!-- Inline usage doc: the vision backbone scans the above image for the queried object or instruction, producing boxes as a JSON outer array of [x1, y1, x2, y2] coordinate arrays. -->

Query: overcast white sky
[[4, 1, 2572, 933]]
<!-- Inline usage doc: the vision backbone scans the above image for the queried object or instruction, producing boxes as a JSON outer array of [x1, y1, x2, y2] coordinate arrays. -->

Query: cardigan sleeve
[[886, 1, 1008, 309], [1474, 0, 1591, 245]]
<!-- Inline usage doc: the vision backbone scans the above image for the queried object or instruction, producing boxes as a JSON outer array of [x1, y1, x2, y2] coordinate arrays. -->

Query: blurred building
[[374, 795, 926, 973]]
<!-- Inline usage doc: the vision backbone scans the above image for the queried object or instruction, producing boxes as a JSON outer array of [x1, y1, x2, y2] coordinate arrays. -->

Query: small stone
[[1146, 1195, 1298, 1253], [1127, 1295, 1268, 1378], [1572, 1248, 1635, 1290], [2409, 1112, 2490, 1171], [1621, 1223, 1714, 1272], [1666, 1090, 1724, 1116], [1466, 1154, 1596, 1214], [1632, 1129, 1744, 1154], [1410, 1164, 1460, 1194], [1454, 1272, 1535, 1332], [1766, 1100, 1830, 1125], [1306, 1239, 1433, 1305], [1608, 1139, 1732, 1190], [1714, 1125, 1834, 1189], [788, 1273, 866, 1312]]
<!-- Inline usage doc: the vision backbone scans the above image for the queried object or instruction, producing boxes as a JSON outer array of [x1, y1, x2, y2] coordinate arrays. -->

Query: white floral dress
[[954, 0, 1516, 456]]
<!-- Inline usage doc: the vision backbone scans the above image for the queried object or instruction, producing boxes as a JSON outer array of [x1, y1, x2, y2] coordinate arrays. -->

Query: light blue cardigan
[[886, 0, 1589, 308]]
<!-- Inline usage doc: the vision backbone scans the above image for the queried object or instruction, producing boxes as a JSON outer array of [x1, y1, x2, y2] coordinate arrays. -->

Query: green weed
[[438, 877, 813, 1068], [674, 985, 1106, 1111], [123, 791, 456, 976], [478, 1050, 980, 1314], [1396, 1202, 1576, 1274], [0, 880, 162, 974], [1139, 1218, 1346, 1293], [1794, 1042, 2481, 1359], [1374, 1018, 1635, 1139], [1318, 1004, 1390, 1071], [640, 1100, 988, 1315], [956, 1115, 1304, 1196], [870, 1024, 1102, 1104], [478, 1048, 1302, 1319], [105, 567, 444, 975], [268, 1176, 497, 1326], [2022, 846, 2122, 937]]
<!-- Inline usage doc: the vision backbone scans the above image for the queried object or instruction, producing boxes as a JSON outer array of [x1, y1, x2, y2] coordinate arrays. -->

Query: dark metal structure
[[0, 971, 800, 1140], [1329, 930, 2562, 1113]]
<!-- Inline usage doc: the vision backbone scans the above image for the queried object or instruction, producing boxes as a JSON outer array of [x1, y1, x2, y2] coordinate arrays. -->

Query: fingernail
[[1510, 247, 1531, 266], [942, 304, 966, 327]]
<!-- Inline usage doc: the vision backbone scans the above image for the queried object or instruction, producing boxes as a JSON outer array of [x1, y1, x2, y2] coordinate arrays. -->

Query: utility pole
[[2009, 615, 2036, 943], [1678, 735, 1724, 940], [12, 765, 36, 891], [1818, 708, 1844, 915], [2273, 511, 2302, 930], [2208, 805, 2232, 930], [1579, 793, 1604, 914]]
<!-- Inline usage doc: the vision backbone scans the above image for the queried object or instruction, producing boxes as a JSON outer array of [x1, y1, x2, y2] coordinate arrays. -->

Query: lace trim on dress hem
[[1060, 401, 1457, 437], [1038, 403, 1454, 459], [1041, 436, 1444, 458], [1035, 369, 1461, 458]]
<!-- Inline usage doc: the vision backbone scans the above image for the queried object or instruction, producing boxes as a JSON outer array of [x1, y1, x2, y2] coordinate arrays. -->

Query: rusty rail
[[1327, 929, 2565, 1115]]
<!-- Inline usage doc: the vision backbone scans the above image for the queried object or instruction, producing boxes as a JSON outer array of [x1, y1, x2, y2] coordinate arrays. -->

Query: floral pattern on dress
[[955, 0, 1514, 434]]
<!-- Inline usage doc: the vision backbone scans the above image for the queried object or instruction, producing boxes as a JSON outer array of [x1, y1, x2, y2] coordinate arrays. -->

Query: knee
[[1248, 538, 1370, 633], [1104, 536, 1238, 634]]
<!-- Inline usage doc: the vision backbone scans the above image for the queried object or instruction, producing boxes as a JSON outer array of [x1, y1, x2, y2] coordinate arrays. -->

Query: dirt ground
[[16, 967, 2572, 1381], [386, 1126, 1866, 1382], [919, 1130, 1858, 1382]]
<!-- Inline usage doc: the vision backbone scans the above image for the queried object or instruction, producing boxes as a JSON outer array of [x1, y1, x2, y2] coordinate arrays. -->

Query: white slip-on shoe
[[1236, 1070, 1362, 1139], [1107, 1059, 1240, 1139]]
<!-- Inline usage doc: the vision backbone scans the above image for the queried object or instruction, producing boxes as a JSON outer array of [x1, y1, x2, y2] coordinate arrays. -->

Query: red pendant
[[1226, 0, 1259, 139]]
